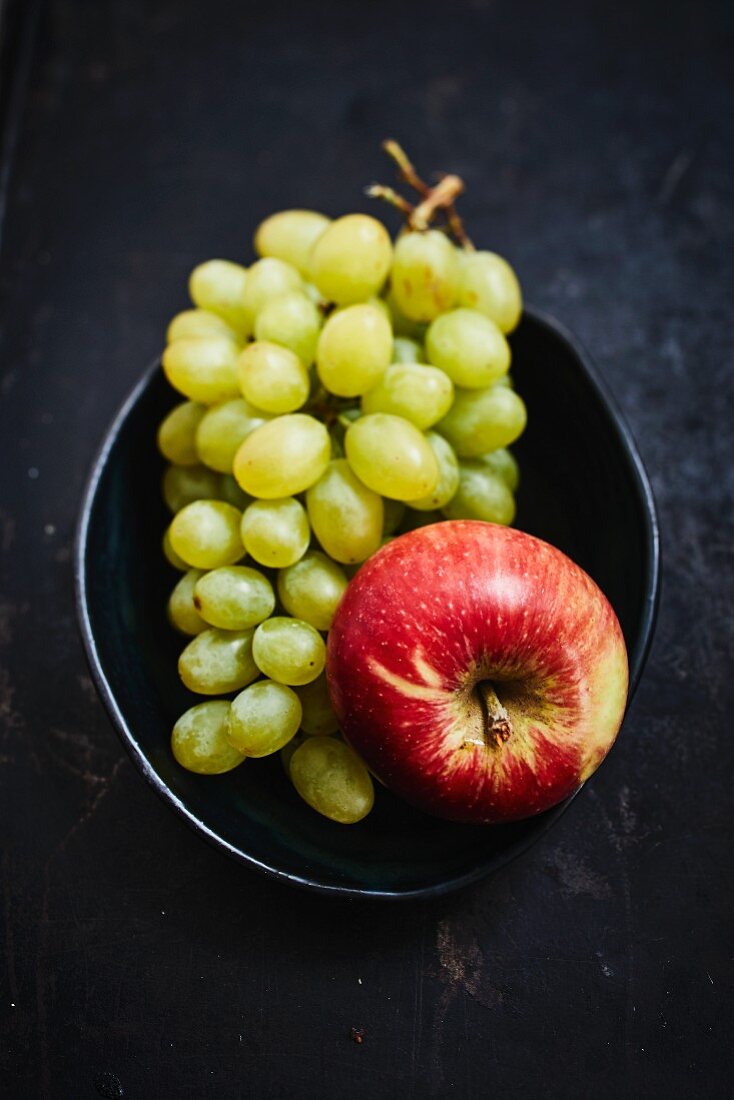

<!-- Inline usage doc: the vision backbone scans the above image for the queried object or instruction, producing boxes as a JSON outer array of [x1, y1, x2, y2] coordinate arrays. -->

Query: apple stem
[[476, 682, 512, 748]]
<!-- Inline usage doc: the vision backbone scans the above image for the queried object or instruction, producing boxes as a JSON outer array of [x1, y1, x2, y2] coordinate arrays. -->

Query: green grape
[[178, 627, 259, 695], [193, 565, 275, 630], [162, 337, 240, 404], [168, 568, 207, 635], [345, 413, 438, 501], [162, 463, 222, 513], [189, 260, 250, 334], [242, 257, 302, 327], [406, 431, 460, 511], [382, 497, 405, 534], [157, 401, 207, 466], [289, 736, 374, 824], [365, 296, 392, 322], [384, 286, 428, 340], [253, 291, 321, 366], [252, 617, 326, 686], [233, 413, 330, 498], [296, 673, 339, 736], [442, 461, 516, 525], [236, 341, 310, 414], [425, 308, 510, 388], [280, 732, 306, 775], [477, 447, 520, 492], [436, 385, 527, 457], [241, 497, 310, 568], [306, 459, 383, 564], [171, 701, 245, 774], [390, 230, 459, 321], [217, 474, 252, 509], [361, 363, 453, 430], [162, 526, 189, 571], [392, 336, 425, 363], [254, 210, 331, 276], [457, 250, 523, 334], [195, 398, 268, 473], [316, 303, 392, 397], [309, 214, 392, 305], [335, 405, 361, 424], [277, 551, 348, 631], [494, 373, 514, 388], [166, 308, 241, 345], [302, 282, 327, 306], [326, 431, 344, 461], [227, 680, 302, 757], [169, 500, 244, 569]]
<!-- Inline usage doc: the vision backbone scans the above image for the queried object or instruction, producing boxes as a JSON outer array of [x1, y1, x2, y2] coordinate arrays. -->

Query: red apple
[[326, 520, 628, 824]]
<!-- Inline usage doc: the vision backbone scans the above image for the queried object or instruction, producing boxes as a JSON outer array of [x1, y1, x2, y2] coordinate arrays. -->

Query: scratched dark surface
[[1, 0, 732, 1097]]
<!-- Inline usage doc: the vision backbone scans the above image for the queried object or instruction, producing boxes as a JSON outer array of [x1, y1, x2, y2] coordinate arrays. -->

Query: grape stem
[[308, 388, 355, 428], [410, 174, 464, 231], [434, 173, 475, 252], [364, 185, 414, 217], [370, 140, 475, 249], [382, 139, 431, 198]]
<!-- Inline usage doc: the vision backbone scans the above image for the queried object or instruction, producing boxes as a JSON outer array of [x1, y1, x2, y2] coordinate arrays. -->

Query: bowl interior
[[77, 310, 658, 898]]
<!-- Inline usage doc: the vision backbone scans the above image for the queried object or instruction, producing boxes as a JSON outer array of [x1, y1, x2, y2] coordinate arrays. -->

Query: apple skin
[[326, 520, 628, 824]]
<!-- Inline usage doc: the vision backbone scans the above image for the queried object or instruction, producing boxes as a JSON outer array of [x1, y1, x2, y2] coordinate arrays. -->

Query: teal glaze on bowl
[[75, 309, 660, 900]]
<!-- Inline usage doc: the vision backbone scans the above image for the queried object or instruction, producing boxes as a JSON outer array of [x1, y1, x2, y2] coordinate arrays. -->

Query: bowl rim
[[74, 306, 661, 901]]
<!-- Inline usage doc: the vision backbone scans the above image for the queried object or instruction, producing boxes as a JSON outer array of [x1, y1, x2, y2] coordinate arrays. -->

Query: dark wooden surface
[[1, 1, 732, 1096]]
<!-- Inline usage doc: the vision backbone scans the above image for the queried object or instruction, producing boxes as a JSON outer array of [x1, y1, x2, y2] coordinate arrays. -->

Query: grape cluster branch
[[367, 140, 474, 249]]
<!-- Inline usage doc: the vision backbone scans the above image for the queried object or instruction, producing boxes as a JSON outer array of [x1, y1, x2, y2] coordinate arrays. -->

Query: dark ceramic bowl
[[75, 308, 660, 900]]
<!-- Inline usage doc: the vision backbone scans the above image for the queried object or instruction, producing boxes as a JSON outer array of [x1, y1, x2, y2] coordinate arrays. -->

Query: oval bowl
[[75, 308, 660, 900]]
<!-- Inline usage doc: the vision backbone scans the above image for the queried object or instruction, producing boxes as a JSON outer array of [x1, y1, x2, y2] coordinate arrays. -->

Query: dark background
[[1, 0, 732, 1097]]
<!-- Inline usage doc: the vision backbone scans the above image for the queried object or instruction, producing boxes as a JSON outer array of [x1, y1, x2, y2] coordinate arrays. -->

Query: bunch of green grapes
[[158, 201, 525, 826]]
